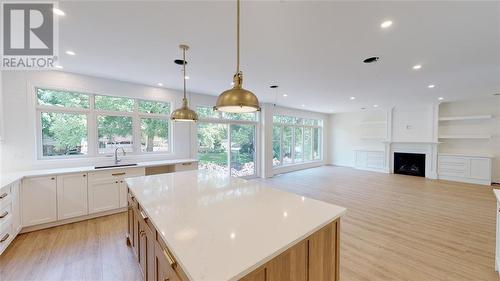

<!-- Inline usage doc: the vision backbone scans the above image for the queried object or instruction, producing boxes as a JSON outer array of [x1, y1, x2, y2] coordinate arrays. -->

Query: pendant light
[[214, 0, 260, 113], [171, 44, 198, 122]]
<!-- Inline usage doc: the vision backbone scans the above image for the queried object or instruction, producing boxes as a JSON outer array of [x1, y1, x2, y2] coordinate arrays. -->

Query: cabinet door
[[468, 158, 491, 180], [266, 240, 307, 281], [119, 180, 127, 208], [57, 173, 88, 220], [146, 223, 156, 281], [11, 180, 21, 233], [308, 221, 339, 281], [21, 176, 57, 227], [127, 194, 135, 247], [88, 179, 120, 214], [154, 242, 179, 281]]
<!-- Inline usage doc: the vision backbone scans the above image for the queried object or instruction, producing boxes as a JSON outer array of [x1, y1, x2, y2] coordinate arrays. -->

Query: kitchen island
[[125, 170, 346, 281]]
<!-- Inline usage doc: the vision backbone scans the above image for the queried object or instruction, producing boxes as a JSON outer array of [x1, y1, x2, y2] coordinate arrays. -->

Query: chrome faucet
[[114, 147, 126, 165]]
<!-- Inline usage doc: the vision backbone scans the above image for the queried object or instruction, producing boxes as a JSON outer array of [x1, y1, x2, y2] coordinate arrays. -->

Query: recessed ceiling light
[[361, 107, 366, 110], [54, 65, 63, 69], [380, 20, 393, 29], [428, 84, 435, 88], [53, 8, 65, 16], [373, 104, 379, 108], [65, 50, 75, 56], [283, 94, 288, 97], [412, 64, 422, 70], [157, 83, 163, 86], [438, 97, 444, 101], [184, 76, 190, 80], [350, 96, 356, 100]]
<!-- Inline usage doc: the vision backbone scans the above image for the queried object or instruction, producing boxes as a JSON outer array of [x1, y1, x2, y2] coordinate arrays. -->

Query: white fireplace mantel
[[384, 141, 439, 179]]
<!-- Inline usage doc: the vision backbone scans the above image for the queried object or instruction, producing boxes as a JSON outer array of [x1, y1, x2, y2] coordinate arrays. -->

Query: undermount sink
[[94, 163, 138, 169]]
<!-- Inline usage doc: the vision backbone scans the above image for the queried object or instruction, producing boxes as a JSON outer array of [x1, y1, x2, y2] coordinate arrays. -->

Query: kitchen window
[[272, 115, 323, 167], [196, 106, 258, 178], [35, 87, 171, 158]]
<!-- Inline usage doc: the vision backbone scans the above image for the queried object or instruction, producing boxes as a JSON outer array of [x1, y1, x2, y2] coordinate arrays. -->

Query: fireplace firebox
[[394, 152, 425, 177]]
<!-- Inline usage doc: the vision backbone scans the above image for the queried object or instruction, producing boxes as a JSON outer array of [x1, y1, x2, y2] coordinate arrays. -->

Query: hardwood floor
[[1, 166, 498, 281], [261, 166, 499, 281]]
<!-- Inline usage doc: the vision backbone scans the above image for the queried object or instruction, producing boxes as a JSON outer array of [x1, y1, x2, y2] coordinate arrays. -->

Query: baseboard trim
[[20, 208, 127, 234]]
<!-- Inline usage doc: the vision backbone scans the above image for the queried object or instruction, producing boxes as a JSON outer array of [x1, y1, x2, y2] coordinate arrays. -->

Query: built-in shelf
[[359, 121, 387, 125], [360, 136, 387, 141], [438, 115, 493, 121], [438, 134, 492, 140]]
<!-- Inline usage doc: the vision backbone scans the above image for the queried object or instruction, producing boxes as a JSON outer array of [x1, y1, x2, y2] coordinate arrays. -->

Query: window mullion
[[133, 99, 141, 154]]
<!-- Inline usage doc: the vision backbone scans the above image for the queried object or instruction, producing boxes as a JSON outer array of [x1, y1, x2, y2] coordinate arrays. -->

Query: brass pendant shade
[[171, 44, 198, 122], [214, 0, 260, 113]]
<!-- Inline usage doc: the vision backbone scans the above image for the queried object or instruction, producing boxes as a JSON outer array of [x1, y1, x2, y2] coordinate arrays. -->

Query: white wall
[[438, 97, 500, 182], [328, 110, 386, 167], [0, 70, 195, 172]]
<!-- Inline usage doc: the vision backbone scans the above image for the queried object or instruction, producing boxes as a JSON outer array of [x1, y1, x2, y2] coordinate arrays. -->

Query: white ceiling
[[56, 1, 500, 113]]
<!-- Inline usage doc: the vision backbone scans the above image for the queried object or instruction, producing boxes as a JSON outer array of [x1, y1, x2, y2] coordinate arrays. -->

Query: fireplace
[[394, 152, 426, 177]]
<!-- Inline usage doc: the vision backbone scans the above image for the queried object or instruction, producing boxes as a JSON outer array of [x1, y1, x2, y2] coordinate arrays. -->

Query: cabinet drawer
[[0, 222, 13, 254], [0, 184, 13, 209], [0, 202, 13, 230], [439, 156, 467, 166], [88, 167, 145, 181], [174, 162, 197, 172]]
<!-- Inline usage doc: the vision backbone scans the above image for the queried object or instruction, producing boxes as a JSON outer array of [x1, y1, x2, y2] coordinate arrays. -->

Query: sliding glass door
[[196, 107, 257, 178]]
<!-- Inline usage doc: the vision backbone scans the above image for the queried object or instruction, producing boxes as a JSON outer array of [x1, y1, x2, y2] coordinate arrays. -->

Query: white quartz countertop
[[494, 189, 500, 202], [0, 158, 198, 188], [126, 170, 346, 281]]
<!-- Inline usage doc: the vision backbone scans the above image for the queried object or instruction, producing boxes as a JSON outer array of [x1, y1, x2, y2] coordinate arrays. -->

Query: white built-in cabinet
[[88, 168, 145, 214], [57, 173, 88, 220], [21, 176, 58, 227], [354, 150, 386, 172], [438, 155, 492, 185], [0, 180, 21, 255], [88, 179, 121, 214]]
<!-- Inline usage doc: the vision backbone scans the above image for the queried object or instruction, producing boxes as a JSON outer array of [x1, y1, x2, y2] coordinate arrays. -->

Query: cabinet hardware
[[120, 180, 123, 183], [0, 193, 7, 199], [116, 181, 119, 184], [139, 230, 146, 236], [0, 211, 8, 219], [51, 177, 55, 180], [0, 233, 9, 243], [162, 248, 177, 267], [182, 163, 191, 166], [83, 174, 86, 177], [164, 278, 170, 281], [140, 210, 148, 221], [112, 172, 126, 176]]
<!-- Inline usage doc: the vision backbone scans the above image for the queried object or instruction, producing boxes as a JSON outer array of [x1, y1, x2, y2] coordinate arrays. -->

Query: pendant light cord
[[183, 47, 187, 101], [236, 0, 240, 74]]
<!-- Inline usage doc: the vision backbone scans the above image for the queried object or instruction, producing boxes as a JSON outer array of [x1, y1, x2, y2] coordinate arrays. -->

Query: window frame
[[34, 86, 172, 159], [196, 106, 260, 179], [272, 115, 323, 168]]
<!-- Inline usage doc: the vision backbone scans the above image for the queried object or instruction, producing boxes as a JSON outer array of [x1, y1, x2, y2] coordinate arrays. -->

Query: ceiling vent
[[363, 56, 380, 63]]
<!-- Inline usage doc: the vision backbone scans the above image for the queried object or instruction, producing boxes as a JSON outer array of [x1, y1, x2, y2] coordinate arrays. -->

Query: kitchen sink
[[94, 163, 138, 169]]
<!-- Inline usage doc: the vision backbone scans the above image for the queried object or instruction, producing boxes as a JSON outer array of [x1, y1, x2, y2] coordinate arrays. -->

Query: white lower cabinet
[[21, 176, 57, 227], [438, 155, 492, 185], [88, 179, 121, 214], [354, 150, 386, 172], [57, 173, 88, 220], [0, 180, 21, 255]]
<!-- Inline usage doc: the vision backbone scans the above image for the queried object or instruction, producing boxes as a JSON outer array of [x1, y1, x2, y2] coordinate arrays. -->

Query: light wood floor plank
[[0, 166, 498, 281]]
